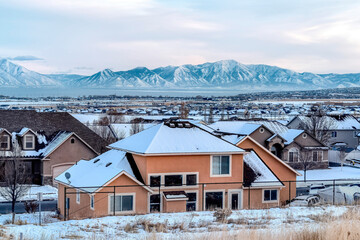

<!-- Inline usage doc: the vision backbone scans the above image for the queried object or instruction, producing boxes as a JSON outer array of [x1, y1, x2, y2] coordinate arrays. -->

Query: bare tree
[[208, 106, 214, 124], [0, 143, 30, 223], [179, 103, 189, 119], [298, 150, 313, 182], [130, 122, 144, 136], [90, 125, 116, 143], [299, 112, 335, 145]]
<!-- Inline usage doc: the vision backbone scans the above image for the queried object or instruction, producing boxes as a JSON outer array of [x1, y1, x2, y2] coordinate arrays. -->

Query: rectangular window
[[263, 189, 278, 202], [186, 192, 197, 211], [318, 151, 323, 161], [90, 195, 94, 209], [0, 135, 9, 149], [331, 131, 337, 138], [24, 135, 34, 149], [186, 174, 197, 186], [313, 151, 318, 162], [164, 175, 183, 187], [205, 192, 223, 210], [289, 152, 298, 162], [109, 195, 134, 212], [150, 175, 161, 187], [150, 194, 161, 212], [76, 190, 80, 204], [212, 156, 230, 176]]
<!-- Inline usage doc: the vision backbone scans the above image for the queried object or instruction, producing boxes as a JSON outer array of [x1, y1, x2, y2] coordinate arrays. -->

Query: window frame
[[0, 134, 10, 150], [185, 191, 198, 212], [204, 190, 225, 210], [23, 134, 35, 150], [90, 195, 95, 210], [210, 155, 232, 177], [313, 151, 323, 162], [108, 193, 135, 214], [148, 172, 199, 189], [288, 148, 299, 162], [149, 193, 162, 213], [76, 189, 80, 204], [331, 131, 337, 138], [262, 189, 279, 203]]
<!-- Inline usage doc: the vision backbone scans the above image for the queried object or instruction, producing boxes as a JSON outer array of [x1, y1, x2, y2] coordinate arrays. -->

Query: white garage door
[[53, 165, 73, 179]]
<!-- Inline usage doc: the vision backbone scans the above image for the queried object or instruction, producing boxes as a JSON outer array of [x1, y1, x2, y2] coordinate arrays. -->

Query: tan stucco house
[[55, 120, 299, 220]]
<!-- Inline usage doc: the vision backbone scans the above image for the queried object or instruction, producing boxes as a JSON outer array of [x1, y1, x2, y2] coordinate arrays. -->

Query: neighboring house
[[0, 110, 109, 185], [55, 120, 298, 220], [209, 120, 329, 169], [287, 115, 360, 150]]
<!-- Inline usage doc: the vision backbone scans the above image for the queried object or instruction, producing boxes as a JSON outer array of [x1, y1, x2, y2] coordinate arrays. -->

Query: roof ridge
[[143, 122, 164, 153]]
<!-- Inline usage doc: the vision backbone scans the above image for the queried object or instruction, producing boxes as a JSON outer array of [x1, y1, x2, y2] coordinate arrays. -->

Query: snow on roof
[[222, 135, 245, 145], [55, 149, 136, 193], [17, 127, 31, 136], [209, 121, 261, 135], [41, 132, 73, 157], [298, 115, 360, 130], [244, 151, 283, 187], [211, 120, 303, 145], [281, 129, 304, 144], [110, 122, 244, 154]]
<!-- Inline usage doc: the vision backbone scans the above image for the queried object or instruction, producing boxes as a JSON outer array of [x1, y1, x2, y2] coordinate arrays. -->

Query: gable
[[45, 133, 98, 159], [237, 136, 300, 178]]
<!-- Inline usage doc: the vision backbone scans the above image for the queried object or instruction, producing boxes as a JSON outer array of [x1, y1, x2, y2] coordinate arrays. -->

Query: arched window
[[288, 148, 299, 162]]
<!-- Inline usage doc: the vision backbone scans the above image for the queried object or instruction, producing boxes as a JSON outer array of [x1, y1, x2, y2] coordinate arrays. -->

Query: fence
[[60, 178, 360, 220]]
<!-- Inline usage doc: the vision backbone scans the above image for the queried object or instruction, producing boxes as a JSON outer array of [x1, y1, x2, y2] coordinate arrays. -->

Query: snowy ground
[[0, 205, 350, 240], [296, 166, 360, 187], [0, 185, 57, 202]]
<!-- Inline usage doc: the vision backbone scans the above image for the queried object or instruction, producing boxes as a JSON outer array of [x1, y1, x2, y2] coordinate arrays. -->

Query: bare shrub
[[24, 201, 39, 213], [213, 208, 232, 223]]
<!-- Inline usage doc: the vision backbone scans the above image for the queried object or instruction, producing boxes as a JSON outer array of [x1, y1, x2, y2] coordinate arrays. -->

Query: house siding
[[237, 138, 297, 204], [44, 135, 97, 185]]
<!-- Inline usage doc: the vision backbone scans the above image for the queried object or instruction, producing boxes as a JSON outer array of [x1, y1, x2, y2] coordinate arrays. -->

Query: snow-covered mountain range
[[1, 58, 360, 91]]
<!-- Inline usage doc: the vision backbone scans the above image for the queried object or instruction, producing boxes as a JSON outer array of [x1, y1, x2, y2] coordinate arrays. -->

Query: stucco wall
[[249, 127, 273, 147], [237, 138, 297, 203], [44, 135, 97, 184], [58, 174, 149, 220]]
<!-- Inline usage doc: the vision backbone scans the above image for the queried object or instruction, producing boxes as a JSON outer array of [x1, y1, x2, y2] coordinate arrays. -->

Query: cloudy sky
[[1, 0, 360, 75]]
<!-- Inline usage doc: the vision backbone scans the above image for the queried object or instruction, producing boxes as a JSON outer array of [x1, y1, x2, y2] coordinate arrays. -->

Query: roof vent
[[169, 123, 176, 128], [93, 158, 100, 163], [106, 162, 112, 167]]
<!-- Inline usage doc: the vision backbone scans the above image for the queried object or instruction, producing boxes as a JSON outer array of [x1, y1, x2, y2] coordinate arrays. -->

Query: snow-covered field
[[0, 185, 57, 202], [0, 205, 351, 240]]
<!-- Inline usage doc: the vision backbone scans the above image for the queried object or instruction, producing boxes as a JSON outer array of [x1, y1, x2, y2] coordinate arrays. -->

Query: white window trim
[[148, 192, 163, 213], [313, 151, 323, 162], [23, 134, 35, 150], [148, 172, 199, 189], [262, 189, 279, 204], [107, 193, 136, 215], [228, 189, 243, 210], [210, 155, 232, 177], [288, 148, 299, 162], [185, 190, 199, 211], [90, 194, 95, 210], [0, 135, 10, 150], [204, 189, 226, 210], [76, 189, 80, 204]]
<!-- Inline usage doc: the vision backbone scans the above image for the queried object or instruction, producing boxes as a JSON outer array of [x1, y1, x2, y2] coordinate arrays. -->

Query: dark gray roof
[[0, 110, 108, 153]]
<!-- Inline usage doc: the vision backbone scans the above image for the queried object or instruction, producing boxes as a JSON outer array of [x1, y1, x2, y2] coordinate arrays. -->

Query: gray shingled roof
[[0, 110, 108, 153]]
